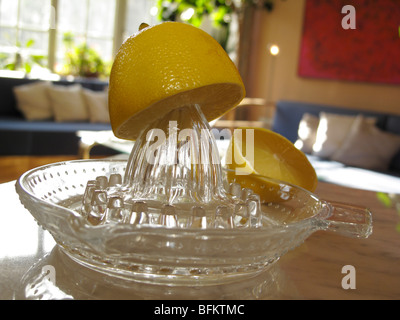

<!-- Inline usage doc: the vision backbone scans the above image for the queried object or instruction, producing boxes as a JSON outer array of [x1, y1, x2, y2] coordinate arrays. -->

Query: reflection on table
[[1, 177, 399, 300]]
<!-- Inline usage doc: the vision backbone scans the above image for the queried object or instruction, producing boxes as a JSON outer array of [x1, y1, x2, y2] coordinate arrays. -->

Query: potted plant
[[59, 32, 111, 79], [1, 39, 47, 76]]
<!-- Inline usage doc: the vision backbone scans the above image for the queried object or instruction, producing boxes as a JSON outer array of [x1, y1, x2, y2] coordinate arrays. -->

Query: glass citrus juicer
[[16, 22, 372, 286], [16, 103, 372, 285]]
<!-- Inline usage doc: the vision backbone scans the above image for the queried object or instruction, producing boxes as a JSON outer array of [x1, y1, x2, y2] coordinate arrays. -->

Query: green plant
[[156, 0, 229, 28], [1, 39, 46, 74], [377, 192, 400, 233], [60, 32, 110, 78], [156, 0, 276, 28], [155, 0, 277, 52]]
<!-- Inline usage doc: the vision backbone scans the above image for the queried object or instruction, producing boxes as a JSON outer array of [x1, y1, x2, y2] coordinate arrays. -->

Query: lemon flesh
[[226, 127, 318, 194]]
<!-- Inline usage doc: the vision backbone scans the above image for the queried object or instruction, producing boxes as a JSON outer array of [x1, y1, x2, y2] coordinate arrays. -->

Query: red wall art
[[298, 0, 400, 85]]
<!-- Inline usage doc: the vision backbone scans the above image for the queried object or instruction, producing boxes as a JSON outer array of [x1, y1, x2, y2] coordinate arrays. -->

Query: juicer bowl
[[16, 159, 372, 285]]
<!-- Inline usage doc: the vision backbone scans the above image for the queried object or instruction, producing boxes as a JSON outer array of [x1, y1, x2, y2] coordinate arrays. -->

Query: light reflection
[[0, 181, 56, 259], [319, 167, 400, 193], [269, 44, 280, 56], [149, 6, 158, 17], [294, 139, 304, 150], [15, 246, 293, 300], [181, 7, 195, 21], [312, 117, 328, 153], [307, 156, 400, 193]]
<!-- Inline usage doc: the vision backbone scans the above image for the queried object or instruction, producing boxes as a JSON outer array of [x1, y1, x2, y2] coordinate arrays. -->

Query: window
[[124, 0, 158, 40], [0, 0, 52, 72], [0, 0, 156, 77], [56, 0, 116, 72]]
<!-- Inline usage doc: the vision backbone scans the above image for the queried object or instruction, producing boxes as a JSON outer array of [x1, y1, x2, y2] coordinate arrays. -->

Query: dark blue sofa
[[272, 100, 400, 176], [0, 76, 114, 156]]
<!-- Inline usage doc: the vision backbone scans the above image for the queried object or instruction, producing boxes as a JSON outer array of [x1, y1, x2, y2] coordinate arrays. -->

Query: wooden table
[[0, 179, 399, 300], [277, 182, 400, 300]]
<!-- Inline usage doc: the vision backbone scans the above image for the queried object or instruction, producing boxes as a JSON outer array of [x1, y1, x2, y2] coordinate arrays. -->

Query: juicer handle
[[322, 201, 373, 239]]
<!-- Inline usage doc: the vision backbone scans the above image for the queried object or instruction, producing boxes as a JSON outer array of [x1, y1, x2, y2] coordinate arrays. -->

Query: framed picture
[[298, 0, 400, 85]]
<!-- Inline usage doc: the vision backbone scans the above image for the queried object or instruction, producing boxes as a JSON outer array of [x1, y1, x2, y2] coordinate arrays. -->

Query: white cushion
[[331, 115, 400, 171], [13, 81, 53, 120], [294, 113, 319, 154], [47, 84, 89, 122], [312, 112, 376, 158], [82, 88, 110, 123]]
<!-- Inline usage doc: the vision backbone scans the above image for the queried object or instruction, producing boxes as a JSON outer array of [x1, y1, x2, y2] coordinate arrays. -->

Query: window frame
[[51, 0, 125, 72], [0, 0, 129, 73], [0, 0, 51, 58]]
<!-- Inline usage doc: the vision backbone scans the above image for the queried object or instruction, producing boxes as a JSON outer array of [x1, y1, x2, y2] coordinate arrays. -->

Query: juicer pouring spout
[[321, 200, 373, 239]]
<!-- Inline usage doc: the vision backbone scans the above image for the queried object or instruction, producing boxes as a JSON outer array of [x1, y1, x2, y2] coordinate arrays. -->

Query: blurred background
[[2, 0, 399, 116]]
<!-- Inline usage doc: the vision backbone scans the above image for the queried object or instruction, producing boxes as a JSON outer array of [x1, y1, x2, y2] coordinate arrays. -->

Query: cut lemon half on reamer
[[108, 22, 245, 140]]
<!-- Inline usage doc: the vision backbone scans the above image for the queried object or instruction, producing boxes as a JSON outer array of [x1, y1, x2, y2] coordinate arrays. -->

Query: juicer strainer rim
[[15, 159, 331, 234]]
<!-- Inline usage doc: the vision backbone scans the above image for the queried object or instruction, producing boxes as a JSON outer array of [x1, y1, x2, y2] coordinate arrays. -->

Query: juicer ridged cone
[[80, 104, 264, 229]]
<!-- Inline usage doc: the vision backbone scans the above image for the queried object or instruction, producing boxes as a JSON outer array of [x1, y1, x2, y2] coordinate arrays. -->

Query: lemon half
[[109, 22, 245, 140], [226, 127, 318, 195]]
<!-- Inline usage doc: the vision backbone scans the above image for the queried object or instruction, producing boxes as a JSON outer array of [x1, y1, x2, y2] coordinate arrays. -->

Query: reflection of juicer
[[81, 104, 265, 229]]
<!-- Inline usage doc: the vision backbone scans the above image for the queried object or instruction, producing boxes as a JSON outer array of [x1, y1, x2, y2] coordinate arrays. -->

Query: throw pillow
[[312, 112, 376, 158], [13, 81, 53, 120], [331, 115, 400, 171], [294, 113, 319, 154], [82, 88, 110, 123], [47, 84, 89, 122]]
